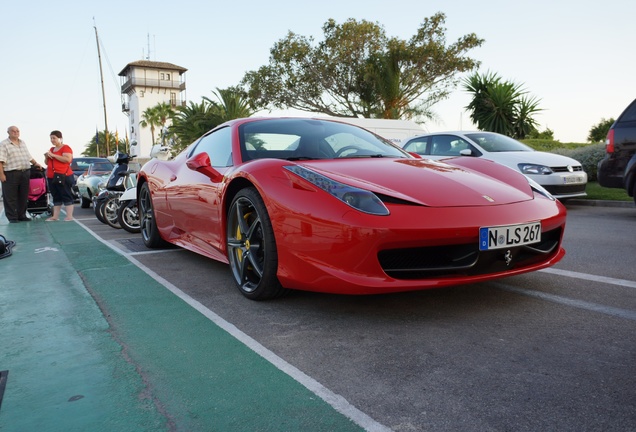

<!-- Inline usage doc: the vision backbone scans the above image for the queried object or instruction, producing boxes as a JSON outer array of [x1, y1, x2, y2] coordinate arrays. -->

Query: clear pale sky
[[2, 0, 634, 162]]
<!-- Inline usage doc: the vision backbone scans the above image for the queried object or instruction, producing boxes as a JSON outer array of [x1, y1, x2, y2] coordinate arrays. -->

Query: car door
[[167, 126, 232, 260]]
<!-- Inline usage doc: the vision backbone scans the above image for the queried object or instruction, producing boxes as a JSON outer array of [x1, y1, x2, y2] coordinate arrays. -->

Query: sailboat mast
[[94, 23, 109, 156]]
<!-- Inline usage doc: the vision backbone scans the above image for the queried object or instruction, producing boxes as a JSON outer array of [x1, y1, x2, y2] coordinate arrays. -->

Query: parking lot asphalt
[[0, 216, 368, 432], [0, 198, 632, 431]]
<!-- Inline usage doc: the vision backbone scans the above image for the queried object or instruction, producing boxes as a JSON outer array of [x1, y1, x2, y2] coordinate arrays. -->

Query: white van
[[326, 117, 427, 145]]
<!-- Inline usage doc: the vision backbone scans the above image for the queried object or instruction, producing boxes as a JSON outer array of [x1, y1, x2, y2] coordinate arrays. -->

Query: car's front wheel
[[226, 188, 286, 300]]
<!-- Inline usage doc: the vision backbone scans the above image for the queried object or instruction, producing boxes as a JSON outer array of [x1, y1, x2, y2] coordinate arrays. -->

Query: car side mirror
[[459, 149, 473, 156], [186, 152, 224, 182]]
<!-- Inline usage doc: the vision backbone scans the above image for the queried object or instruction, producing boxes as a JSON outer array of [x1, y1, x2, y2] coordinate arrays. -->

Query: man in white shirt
[[0, 126, 43, 222]]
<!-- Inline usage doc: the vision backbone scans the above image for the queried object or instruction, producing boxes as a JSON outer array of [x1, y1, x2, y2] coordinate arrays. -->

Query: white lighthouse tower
[[119, 60, 187, 159]]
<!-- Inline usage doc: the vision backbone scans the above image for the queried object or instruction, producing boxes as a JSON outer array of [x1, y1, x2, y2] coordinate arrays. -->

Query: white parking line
[[76, 220, 392, 432], [128, 248, 184, 256], [540, 267, 636, 289], [494, 282, 636, 322]]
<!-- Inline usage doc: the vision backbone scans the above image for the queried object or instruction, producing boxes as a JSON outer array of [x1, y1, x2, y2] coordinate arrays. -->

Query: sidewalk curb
[[566, 199, 634, 208]]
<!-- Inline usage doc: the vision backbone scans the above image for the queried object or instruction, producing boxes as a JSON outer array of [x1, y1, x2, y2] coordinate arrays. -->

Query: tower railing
[[121, 78, 186, 94]]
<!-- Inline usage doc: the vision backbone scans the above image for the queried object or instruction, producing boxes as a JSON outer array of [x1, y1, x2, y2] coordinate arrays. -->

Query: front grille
[[543, 184, 586, 195], [552, 166, 584, 173], [378, 227, 562, 280]]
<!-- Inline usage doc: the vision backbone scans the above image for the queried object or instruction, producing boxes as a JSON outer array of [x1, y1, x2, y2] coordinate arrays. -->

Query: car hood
[[484, 151, 582, 169], [301, 158, 534, 207]]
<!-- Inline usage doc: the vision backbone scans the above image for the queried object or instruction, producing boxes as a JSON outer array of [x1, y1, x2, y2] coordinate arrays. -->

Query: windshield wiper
[[341, 154, 387, 159], [286, 156, 320, 161]]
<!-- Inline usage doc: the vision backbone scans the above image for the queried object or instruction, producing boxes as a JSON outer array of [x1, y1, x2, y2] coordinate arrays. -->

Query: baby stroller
[[27, 166, 53, 218]]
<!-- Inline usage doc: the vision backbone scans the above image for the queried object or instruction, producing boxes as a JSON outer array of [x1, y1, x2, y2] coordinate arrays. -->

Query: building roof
[[118, 60, 188, 76]]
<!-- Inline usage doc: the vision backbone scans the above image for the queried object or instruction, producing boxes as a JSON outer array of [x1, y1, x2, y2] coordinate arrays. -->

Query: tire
[[104, 196, 122, 229], [226, 187, 287, 300], [139, 182, 168, 248], [94, 199, 108, 224], [81, 195, 91, 209], [117, 199, 140, 233]]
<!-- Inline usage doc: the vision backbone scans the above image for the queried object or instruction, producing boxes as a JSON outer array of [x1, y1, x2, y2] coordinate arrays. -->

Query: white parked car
[[402, 131, 588, 200], [75, 161, 114, 208]]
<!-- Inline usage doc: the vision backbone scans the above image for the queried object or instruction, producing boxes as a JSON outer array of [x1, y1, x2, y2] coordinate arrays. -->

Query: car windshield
[[464, 133, 533, 152], [73, 159, 113, 172], [240, 118, 410, 161], [90, 162, 113, 172]]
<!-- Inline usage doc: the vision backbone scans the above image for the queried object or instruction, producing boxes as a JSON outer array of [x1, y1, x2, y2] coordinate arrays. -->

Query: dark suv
[[597, 98, 636, 203]]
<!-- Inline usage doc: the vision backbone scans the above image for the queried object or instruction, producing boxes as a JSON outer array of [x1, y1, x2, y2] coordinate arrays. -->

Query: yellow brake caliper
[[236, 212, 252, 263]]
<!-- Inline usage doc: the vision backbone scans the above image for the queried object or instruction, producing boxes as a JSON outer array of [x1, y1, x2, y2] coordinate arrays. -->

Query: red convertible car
[[137, 117, 566, 300]]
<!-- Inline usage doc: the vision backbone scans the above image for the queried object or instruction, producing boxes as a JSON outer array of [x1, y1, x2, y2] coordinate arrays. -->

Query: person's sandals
[[46, 218, 58, 221], [64, 218, 74, 222]]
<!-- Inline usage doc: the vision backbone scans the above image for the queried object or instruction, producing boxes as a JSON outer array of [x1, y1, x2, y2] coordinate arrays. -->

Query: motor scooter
[[93, 152, 132, 227], [115, 181, 139, 233]]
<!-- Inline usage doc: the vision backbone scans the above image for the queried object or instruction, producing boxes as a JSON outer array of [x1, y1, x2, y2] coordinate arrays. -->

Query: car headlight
[[284, 165, 390, 215], [525, 176, 555, 201], [518, 163, 553, 175]]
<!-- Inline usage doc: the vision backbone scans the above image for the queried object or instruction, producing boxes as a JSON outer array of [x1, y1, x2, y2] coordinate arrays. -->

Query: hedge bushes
[[521, 139, 606, 181]]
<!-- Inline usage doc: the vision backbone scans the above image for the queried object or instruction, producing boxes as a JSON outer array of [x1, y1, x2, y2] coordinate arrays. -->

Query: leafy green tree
[[526, 128, 555, 140], [587, 118, 615, 143], [242, 13, 483, 121], [463, 71, 542, 139]]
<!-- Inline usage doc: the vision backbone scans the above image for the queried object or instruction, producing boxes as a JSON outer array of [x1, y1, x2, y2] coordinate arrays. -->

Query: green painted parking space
[[0, 221, 365, 431]]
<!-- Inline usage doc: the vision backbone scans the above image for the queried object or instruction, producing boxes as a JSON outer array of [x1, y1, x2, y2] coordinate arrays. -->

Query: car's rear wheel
[[226, 188, 286, 300], [139, 182, 168, 248], [81, 194, 91, 208]]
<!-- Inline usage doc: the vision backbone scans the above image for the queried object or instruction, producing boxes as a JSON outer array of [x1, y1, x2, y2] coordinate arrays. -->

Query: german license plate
[[563, 175, 584, 184], [479, 221, 541, 251]]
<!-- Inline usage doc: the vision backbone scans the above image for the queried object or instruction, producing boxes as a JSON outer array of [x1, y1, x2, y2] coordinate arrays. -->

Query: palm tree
[[463, 71, 542, 139], [139, 106, 160, 145], [365, 49, 407, 119], [203, 87, 255, 122], [513, 95, 542, 139], [170, 101, 219, 153], [168, 87, 256, 154], [154, 102, 176, 145]]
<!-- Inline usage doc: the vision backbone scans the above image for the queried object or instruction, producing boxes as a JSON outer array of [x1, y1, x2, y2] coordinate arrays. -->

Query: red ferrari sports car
[[137, 117, 566, 300]]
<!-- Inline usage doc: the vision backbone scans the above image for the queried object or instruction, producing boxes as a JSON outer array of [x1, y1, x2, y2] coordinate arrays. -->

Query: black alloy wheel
[[139, 182, 168, 248], [226, 187, 286, 300]]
